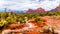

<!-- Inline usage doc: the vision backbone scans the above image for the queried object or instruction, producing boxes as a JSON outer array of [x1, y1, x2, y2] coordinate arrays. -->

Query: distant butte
[[27, 8, 45, 13]]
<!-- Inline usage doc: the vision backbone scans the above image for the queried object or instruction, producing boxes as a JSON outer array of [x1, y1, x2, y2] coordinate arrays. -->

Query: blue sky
[[0, 0, 60, 11]]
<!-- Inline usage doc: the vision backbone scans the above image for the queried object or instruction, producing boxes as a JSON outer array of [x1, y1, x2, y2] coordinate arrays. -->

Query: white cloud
[[0, 0, 60, 11]]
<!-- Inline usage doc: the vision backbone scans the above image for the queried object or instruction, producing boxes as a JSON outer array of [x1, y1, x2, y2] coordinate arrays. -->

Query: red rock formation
[[36, 8, 45, 13], [27, 9, 35, 13], [27, 8, 45, 13]]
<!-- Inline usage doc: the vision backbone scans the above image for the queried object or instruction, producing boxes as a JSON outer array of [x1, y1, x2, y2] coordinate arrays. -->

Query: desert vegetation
[[0, 11, 60, 34]]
